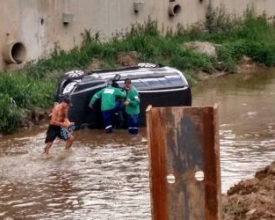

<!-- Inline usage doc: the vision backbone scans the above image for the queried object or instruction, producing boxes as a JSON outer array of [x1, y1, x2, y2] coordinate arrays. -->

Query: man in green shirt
[[89, 80, 126, 133], [123, 78, 140, 134]]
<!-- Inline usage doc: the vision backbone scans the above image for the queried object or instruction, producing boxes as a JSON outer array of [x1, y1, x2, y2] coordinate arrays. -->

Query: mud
[[222, 161, 275, 220]]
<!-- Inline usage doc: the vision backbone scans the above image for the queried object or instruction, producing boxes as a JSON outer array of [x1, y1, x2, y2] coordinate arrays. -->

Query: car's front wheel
[[64, 70, 85, 80]]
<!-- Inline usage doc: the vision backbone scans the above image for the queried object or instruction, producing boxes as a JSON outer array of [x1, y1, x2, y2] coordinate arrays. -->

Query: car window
[[165, 75, 184, 87], [74, 81, 106, 92], [132, 75, 185, 90]]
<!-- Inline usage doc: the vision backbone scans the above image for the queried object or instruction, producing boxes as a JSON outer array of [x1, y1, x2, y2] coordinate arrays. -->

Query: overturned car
[[55, 63, 192, 129]]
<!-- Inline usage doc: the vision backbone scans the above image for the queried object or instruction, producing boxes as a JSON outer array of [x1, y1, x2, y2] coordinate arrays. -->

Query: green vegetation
[[0, 73, 55, 133], [1, 6, 275, 133]]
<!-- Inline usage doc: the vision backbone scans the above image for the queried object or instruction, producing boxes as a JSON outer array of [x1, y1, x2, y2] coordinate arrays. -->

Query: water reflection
[[1, 70, 275, 219], [192, 70, 275, 192]]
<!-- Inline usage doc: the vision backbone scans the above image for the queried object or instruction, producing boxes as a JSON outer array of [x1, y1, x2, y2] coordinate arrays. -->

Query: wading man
[[43, 96, 75, 155], [89, 80, 126, 133]]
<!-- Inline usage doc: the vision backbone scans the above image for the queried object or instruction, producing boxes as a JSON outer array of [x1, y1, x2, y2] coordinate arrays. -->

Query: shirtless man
[[43, 96, 75, 155]]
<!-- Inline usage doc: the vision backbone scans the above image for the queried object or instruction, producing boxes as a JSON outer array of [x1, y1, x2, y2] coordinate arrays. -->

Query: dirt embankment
[[222, 161, 275, 220]]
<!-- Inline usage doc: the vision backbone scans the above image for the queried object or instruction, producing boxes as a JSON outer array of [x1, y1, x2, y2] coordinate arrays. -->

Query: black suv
[[55, 63, 192, 129]]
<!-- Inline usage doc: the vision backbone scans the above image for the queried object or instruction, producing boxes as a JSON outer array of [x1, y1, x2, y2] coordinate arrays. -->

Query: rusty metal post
[[146, 105, 221, 220]]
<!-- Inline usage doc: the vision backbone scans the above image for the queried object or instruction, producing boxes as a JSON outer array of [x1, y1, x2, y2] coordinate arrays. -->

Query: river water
[[1, 70, 275, 219]]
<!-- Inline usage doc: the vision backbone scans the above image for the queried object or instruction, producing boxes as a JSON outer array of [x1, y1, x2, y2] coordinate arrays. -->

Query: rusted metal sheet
[[146, 105, 221, 220]]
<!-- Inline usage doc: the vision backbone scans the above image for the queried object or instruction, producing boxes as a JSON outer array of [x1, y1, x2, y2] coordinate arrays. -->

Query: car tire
[[138, 63, 158, 68], [64, 70, 85, 80]]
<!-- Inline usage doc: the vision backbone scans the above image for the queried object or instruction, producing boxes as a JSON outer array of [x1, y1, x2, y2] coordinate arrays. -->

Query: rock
[[246, 208, 256, 215], [241, 55, 252, 63], [24, 107, 50, 127], [193, 71, 211, 81], [182, 41, 218, 58], [87, 58, 101, 71], [117, 51, 139, 66]]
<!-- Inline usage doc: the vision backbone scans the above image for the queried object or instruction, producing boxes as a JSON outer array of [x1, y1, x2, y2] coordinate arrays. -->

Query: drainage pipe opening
[[3, 41, 26, 64], [169, 2, 181, 16]]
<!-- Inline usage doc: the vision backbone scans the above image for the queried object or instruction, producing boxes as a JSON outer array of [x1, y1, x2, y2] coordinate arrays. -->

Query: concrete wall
[[0, 0, 274, 71]]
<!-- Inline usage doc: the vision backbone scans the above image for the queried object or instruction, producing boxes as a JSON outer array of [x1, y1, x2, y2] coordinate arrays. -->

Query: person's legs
[[114, 101, 121, 112], [113, 101, 124, 128], [43, 125, 59, 154], [127, 114, 139, 134], [44, 142, 53, 155], [65, 135, 75, 150], [102, 110, 113, 133]]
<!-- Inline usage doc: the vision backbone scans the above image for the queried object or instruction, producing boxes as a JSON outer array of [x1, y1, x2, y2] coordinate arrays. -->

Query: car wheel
[[64, 70, 85, 79], [138, 63, 158, 68]]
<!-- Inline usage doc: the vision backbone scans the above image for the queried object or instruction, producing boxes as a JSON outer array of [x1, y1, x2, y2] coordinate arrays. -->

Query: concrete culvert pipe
[[169, 2, 181, 16], [2, 41, 26, 64]]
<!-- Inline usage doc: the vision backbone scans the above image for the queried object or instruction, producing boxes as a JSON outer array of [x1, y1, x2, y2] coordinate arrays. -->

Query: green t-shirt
[[125, 86, 140, 115], [90, 85, 126, 111]]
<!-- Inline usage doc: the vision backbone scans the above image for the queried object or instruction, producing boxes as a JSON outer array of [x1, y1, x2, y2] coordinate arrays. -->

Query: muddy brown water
[[1, 70, 275, 219]]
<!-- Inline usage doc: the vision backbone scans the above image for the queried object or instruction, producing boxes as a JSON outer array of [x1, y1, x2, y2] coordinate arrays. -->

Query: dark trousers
[[127, 114, 139, 134], [102, 102, 122, 133], [102, 110, 113, 133]]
